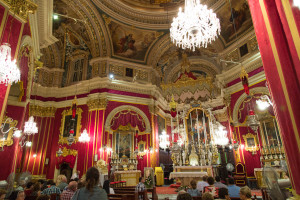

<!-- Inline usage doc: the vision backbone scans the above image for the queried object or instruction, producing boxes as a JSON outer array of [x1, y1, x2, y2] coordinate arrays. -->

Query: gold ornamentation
[[87, 98, 107, 111], [215, 111, 228, 122], [29, 105, 56, 117], [59, 107, 83, 145], [0, 115, 18, 147], [4, 0, 37, 22], [224, 48, 239, 66], [249, 37, 258, 51], [136, 69, 148, 81], [56, 147, 78, 157], [242, 133, 259, 153], [118, 124, 131, 131], [102, 14, 111, 25], [169, 95, 177, 109], [180, 53, 191, 73], [110, 64, 124, 76], [240, 67, 248, 80]]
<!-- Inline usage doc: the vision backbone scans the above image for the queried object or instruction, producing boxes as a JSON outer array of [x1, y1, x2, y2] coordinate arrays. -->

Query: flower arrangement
[[144, 175, 153, 188]]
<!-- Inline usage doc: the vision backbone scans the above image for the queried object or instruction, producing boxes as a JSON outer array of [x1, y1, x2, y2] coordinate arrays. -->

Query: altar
[[169, 171, 208, 186], [174, 166, 213, 176], [114, 170, 141, 186]]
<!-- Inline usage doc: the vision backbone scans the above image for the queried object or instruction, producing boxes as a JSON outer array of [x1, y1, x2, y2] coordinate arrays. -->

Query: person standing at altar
[[197, 176, 209, 193]]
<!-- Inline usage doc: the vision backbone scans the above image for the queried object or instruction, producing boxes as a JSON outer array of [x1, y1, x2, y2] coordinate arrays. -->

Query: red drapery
[[56, 155, 76, 169], [110, 110, 146, 132]]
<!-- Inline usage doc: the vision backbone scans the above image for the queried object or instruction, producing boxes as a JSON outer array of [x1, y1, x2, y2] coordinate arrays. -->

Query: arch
[[105, 105, 151, 133], [232, 87, 270, 124]]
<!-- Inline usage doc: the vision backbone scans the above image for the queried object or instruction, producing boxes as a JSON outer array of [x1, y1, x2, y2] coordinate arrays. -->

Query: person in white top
[[197, 175, 209, 193]]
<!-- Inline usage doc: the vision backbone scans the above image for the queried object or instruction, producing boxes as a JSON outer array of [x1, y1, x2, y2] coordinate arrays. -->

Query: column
[[248, 0, 300, 196]]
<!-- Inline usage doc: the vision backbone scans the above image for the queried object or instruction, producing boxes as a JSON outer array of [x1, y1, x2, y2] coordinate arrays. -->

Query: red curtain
[[110, 110, 146, 132], [56, 155, 76, 169]]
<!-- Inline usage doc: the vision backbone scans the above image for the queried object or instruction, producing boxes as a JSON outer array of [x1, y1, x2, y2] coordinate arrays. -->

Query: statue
[[182, 150, 186, 166]]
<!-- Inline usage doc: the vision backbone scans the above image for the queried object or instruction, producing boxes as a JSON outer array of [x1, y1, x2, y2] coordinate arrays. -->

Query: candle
[[183, 113, 187, 147], [196, 109, 200, 144], [263, 121, 270, 147], [203, 111, 206, 145], [171, 116, 173, 143], [190, 112, 194, 142], [177, 110, 179, 142], [273, 119, 281, 146]]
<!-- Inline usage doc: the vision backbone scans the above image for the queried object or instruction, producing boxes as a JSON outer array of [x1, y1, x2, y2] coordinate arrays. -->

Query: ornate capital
[[4, 0, 37, 22], [29, 105, 56, 117], [148, 105, 158, 115], [87, 98, 107, 111]]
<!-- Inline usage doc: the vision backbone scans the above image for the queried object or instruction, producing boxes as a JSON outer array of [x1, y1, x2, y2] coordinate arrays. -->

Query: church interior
[[0, 0, 299, 199]]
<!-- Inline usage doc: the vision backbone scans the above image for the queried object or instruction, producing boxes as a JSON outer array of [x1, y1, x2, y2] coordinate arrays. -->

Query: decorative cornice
[[87, 98, 107, 111], [29, 105, 56, 117], [104, 105, 151, 133], [2, 0, 37, 22]]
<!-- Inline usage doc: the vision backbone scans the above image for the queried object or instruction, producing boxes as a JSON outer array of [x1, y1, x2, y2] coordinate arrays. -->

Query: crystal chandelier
[[0, 43, 20, 85], [79, 129, 90, 143], [24, 116, 38, 135], [213, 122, 229, 146], [170, 0, 220, 51], [159, 130, 170, 150], [256, 95, 273, 110]]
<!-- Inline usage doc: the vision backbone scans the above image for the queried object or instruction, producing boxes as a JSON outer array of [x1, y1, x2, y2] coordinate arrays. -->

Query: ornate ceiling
[[38, 0, 255, 88]]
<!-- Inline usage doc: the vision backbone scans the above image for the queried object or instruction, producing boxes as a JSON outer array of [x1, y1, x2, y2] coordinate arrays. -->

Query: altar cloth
[[169, 172, 208, 186]]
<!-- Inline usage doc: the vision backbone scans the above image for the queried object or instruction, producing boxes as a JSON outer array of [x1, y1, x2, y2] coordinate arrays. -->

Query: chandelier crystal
[[213, 123, 229, 146], [170, 0, 220, 51], [0, 43, 20, 85], [24, 116, 38, 135], [79, 129, 90, 143], [159, 130, 170, 150]]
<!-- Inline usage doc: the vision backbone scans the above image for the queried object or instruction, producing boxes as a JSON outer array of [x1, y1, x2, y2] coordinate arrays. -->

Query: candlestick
[[177, 110, 179, 142], [203, 110, 206, 145], [273, 119, 281, 146], [190, 112, 194, 142], [263, 121, 270, 147], [171, 117, 173, 143]]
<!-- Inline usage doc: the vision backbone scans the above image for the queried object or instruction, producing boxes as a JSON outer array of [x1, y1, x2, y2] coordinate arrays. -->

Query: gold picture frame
[[138, 141, 146, 156], [113, 131, 134, 158], [59, 107, 83, 144], [0, 115, 18, 147], [242, 133, 259, 152]]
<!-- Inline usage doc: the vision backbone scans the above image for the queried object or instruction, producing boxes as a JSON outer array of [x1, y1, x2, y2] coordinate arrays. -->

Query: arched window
[[67, 51, 89, 85], [72, 59, 84, 82]]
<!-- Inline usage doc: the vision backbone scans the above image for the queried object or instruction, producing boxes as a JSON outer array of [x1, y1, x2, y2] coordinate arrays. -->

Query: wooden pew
[[108, 194, 128, 200], [114, 186, 158, 200]]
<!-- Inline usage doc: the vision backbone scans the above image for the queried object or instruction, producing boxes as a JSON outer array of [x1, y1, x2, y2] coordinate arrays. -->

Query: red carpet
[[156, 186, 178, 194]]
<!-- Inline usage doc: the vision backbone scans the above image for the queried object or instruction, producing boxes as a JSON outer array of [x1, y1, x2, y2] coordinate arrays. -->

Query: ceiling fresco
[[216, 0, 252, 45], [107, 20, 164, 62]]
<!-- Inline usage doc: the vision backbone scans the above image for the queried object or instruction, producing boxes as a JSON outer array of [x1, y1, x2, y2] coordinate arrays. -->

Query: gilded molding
[[56, 147, 78, 157], [29, 105, 56, 117], [87, 98, 107, 111], [0, 115, 18, 147], [4, 0, 37, 22]]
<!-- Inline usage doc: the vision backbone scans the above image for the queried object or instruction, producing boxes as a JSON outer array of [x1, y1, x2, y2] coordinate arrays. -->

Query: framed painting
[[0, 116, 18, 147], [59, 107, 82, 144], [242, 133, 259, 152], [186, 108, 210, 144], [114, 132, 134, 158], [138, 141, 146, 157]]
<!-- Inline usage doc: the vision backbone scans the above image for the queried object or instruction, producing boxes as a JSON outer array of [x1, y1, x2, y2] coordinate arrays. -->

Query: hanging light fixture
[[246, 110, 260, 133], [256, 95, 273, 110], [159, 130, 170, 150], [170, 0, 220, 51], [78, 129, 90, 143], [23, 116, 38, 135], [0, 44, 20, 85], [213, 122, 229, 146]]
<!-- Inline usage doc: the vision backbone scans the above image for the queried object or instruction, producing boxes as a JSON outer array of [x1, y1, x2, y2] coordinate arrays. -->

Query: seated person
[[203, 177, 219, 197], [202, 193, 214, 200], [187, 180, 201, 197], [177, 193, 192, 200], [239, 186, 252, 200], [24, 182, 34, 196], [56, 175, 68, 191], [216, 188, 229, 200], [197, 176, 209, 193], [214, 176, 227, 189], [103, 180, 114, 195], [30, 182, 42, 197], [0, 189, 6, 200], [227, 178, 240, 198], [9, 190, 25, 200], [41, 180, 61, 195], [135, 177, 148, 200], [60, 181, 77, 200]]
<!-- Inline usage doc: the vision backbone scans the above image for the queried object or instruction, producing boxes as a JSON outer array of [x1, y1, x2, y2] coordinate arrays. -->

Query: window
[[126, 68, 133, 77]]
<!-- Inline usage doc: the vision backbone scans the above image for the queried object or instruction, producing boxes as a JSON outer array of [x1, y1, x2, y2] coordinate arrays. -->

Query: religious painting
[[108, 20, 162, 62], [59, 107, 83, 144], [186, 108, 210, 144], [217, 1, 252, 44], [115, 133, 133, 158], [144, 167, 154, 188], [157, 114, 166, 136], [260, 118, 281, 147], [242, 133, 259, 152], [0, 116, 18, 147]]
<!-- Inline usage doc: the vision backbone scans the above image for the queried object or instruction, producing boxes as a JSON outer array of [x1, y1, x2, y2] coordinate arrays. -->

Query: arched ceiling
[[41, 0, 254, 84]]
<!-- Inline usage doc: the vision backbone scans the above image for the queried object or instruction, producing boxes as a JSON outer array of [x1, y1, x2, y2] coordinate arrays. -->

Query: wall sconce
[[94, 154, 98, 162], [45, 158, 49, 165], [33, 154, 37, 158]]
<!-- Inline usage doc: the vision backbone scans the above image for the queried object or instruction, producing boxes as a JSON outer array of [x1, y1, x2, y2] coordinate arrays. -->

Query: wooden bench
[[114, 186, 158, 200]]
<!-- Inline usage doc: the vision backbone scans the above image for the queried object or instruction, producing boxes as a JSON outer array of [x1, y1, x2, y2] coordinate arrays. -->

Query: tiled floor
[[157, 194, 177, 200]]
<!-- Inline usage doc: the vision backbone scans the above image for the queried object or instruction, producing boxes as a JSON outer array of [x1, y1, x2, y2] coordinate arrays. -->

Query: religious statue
[[182, 149, 186, 166]]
